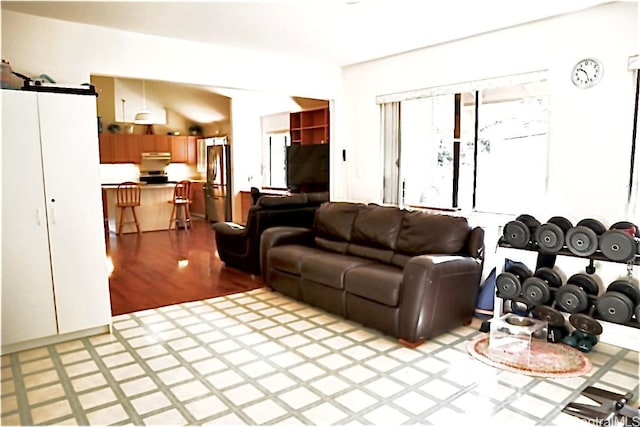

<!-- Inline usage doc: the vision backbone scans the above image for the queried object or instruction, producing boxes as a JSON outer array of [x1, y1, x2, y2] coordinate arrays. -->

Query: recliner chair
[[213, 192, 329, 275]]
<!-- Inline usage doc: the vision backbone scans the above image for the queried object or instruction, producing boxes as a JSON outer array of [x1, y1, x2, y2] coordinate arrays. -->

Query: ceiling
[[2, 0, 616, 67]]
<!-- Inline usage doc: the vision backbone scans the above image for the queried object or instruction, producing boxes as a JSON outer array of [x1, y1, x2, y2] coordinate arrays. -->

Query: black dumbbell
[[636, 303, 640, 323], [503, 214, 540, 248], [555, 273, 600, 313], [569, 308, 602, 352], [599, 221, 640, 262], [563, 329, 599, 353], [533, 305, 568, 343], [521, 267, 563, 306], [565, 218, 607, 257], [562, 307, 602, 353], [496, 263, 532, 300], [535, 216, 573, 254], [595, 280, 640, 324]]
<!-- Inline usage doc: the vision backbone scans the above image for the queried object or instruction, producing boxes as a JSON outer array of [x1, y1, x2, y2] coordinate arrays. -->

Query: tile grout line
[[9, 352, 32, 426], [77, 335, 146, 425]]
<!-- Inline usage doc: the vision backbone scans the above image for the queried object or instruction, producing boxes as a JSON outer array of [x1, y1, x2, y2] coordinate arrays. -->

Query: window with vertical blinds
[[380, 71, 550, 215]]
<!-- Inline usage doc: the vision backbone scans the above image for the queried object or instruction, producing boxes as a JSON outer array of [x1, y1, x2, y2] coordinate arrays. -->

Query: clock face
[[572, 58, 603, 88]]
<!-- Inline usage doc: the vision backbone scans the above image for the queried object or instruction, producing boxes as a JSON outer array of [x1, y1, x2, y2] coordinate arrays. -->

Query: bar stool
[[168, 180, 192, 230], [116, 181, 141, 235]]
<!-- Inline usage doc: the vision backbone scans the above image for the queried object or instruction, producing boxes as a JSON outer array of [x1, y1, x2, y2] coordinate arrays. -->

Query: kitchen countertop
[[101, 183, 177, 189]]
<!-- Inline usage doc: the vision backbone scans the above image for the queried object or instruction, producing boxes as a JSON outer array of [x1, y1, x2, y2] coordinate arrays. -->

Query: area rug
[[468, 334, 592, 378]]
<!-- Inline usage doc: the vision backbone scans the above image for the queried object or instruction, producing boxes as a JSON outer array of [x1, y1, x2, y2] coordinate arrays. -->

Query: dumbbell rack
[[494, 239, 640, 352]]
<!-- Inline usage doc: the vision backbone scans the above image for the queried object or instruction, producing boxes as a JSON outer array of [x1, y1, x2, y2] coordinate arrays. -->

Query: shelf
[[494, 243, 640, 351], [290, 106, 329, 145], [497, 239, 640, 266]]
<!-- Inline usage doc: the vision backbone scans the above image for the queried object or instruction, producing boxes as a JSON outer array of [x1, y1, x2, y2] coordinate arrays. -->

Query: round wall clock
[[571, 58, 603, 88]]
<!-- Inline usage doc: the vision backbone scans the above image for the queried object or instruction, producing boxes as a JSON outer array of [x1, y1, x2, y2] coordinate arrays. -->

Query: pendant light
[[134, 80, 153, 125]]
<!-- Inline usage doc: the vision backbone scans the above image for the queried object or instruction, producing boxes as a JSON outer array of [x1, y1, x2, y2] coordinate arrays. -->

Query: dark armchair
[[213, 192, 329, 275]]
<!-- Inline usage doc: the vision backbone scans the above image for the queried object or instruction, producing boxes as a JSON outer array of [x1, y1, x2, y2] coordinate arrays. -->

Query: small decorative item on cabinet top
[[107, 123, 121, 133], [188, 124, 203, 136]]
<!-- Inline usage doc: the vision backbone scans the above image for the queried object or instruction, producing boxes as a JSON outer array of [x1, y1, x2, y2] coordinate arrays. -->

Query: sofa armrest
[[399, 254, 483, 342], [212, 222, 247, 237], [259, 226, 314, 280]]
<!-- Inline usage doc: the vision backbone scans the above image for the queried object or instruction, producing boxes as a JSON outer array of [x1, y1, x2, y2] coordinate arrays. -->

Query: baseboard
[[1, 324, 111, 355]]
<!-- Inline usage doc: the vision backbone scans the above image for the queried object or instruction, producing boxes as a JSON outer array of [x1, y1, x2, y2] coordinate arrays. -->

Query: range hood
[[141, 152, 171, 160]]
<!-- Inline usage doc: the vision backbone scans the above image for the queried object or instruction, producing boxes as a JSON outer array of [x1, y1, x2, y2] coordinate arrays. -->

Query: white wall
[[338, 2, 638, 226], [3, 4, 638, 226], [2, 9, 341, 219]]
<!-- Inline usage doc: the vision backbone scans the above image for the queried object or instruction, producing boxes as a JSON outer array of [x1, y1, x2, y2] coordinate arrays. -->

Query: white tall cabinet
[[1, 89, 112, 354]]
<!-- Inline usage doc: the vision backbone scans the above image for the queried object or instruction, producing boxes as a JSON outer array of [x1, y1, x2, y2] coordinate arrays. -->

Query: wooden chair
[[116, 181, 141, 235], [168, 180, 192, 230]]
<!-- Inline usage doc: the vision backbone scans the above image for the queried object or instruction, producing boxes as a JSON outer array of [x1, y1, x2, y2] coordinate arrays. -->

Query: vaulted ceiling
[[2, 0, 614, 67]]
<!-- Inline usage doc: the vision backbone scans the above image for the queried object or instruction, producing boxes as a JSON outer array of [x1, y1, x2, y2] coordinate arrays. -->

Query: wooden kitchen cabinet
[[113, 134, 141, 163], [100, 134, 196, 164], [141, 134, 171, 153], [171, 136, 188, 163], [99, 133, 115, 163], [99, 134, 141, 163], [187, 136, 198, 165], [190, 181, 205, 216], [170, 136, 198, 164]]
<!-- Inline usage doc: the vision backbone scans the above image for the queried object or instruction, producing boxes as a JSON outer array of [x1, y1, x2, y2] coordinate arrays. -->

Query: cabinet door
[[112, 134, 130, 163], [190, 182, 205, 215], [141, 135, 171, 153], [37, 92, 112, 334], [154, 135, 171, 152], [187, 136, 198, 165], [98, 134, 115, 163], [141, 135, 156, 152], [123, 134, 142, 163], [1, 91, 58, 347], [171, 136, 188, 163]]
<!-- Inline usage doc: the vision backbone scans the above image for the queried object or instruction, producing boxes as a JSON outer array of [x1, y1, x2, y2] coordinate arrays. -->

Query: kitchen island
[[102, 183, 178, 233]]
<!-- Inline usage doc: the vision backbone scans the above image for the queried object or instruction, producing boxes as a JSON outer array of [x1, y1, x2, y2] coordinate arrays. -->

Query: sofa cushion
[[396, 211, 470, 255], [313, 202, 363, 242], [315, 237, 349, 254], [351, 204, 404, 250], [346, 243, 394, 264], [268, 245, 326, 275], [344, 264, 403, 307], [300, 253, 374, 290]]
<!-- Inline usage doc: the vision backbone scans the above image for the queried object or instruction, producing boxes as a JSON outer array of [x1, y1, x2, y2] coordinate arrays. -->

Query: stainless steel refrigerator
[[204, 142, 232, 223]]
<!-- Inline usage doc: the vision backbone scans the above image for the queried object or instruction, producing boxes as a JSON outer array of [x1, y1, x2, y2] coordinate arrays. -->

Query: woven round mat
[[468, 334, 592, 378]]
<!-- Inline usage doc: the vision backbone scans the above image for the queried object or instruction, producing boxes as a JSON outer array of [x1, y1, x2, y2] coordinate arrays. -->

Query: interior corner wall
[[339, 2, 637, 224]]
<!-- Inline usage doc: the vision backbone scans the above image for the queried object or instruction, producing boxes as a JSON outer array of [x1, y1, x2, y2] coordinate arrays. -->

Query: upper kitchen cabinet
[[99, 134, 141, 163], [290, 106, 330, 145], [141, 135, 171, 153], [114, 135, 141, 163], [170, 136, 198, 164], [99, 133, 115, 163]]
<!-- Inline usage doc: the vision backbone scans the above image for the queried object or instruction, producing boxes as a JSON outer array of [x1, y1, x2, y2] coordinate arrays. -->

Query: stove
[[140, 170, 170, 184]]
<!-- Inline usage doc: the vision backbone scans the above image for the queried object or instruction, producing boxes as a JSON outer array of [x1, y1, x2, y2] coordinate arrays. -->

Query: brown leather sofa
[[260, 202, 485, 345]]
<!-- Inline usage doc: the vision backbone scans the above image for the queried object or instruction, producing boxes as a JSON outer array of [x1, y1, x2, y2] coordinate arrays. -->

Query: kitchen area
[[100, 134, 231, 234], [94, 75, 233, 234], [94, 75, 330, 236]]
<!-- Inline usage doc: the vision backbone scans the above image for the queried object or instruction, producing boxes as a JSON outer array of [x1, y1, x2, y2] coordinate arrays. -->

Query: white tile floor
[[1, 288, 638, 426]]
